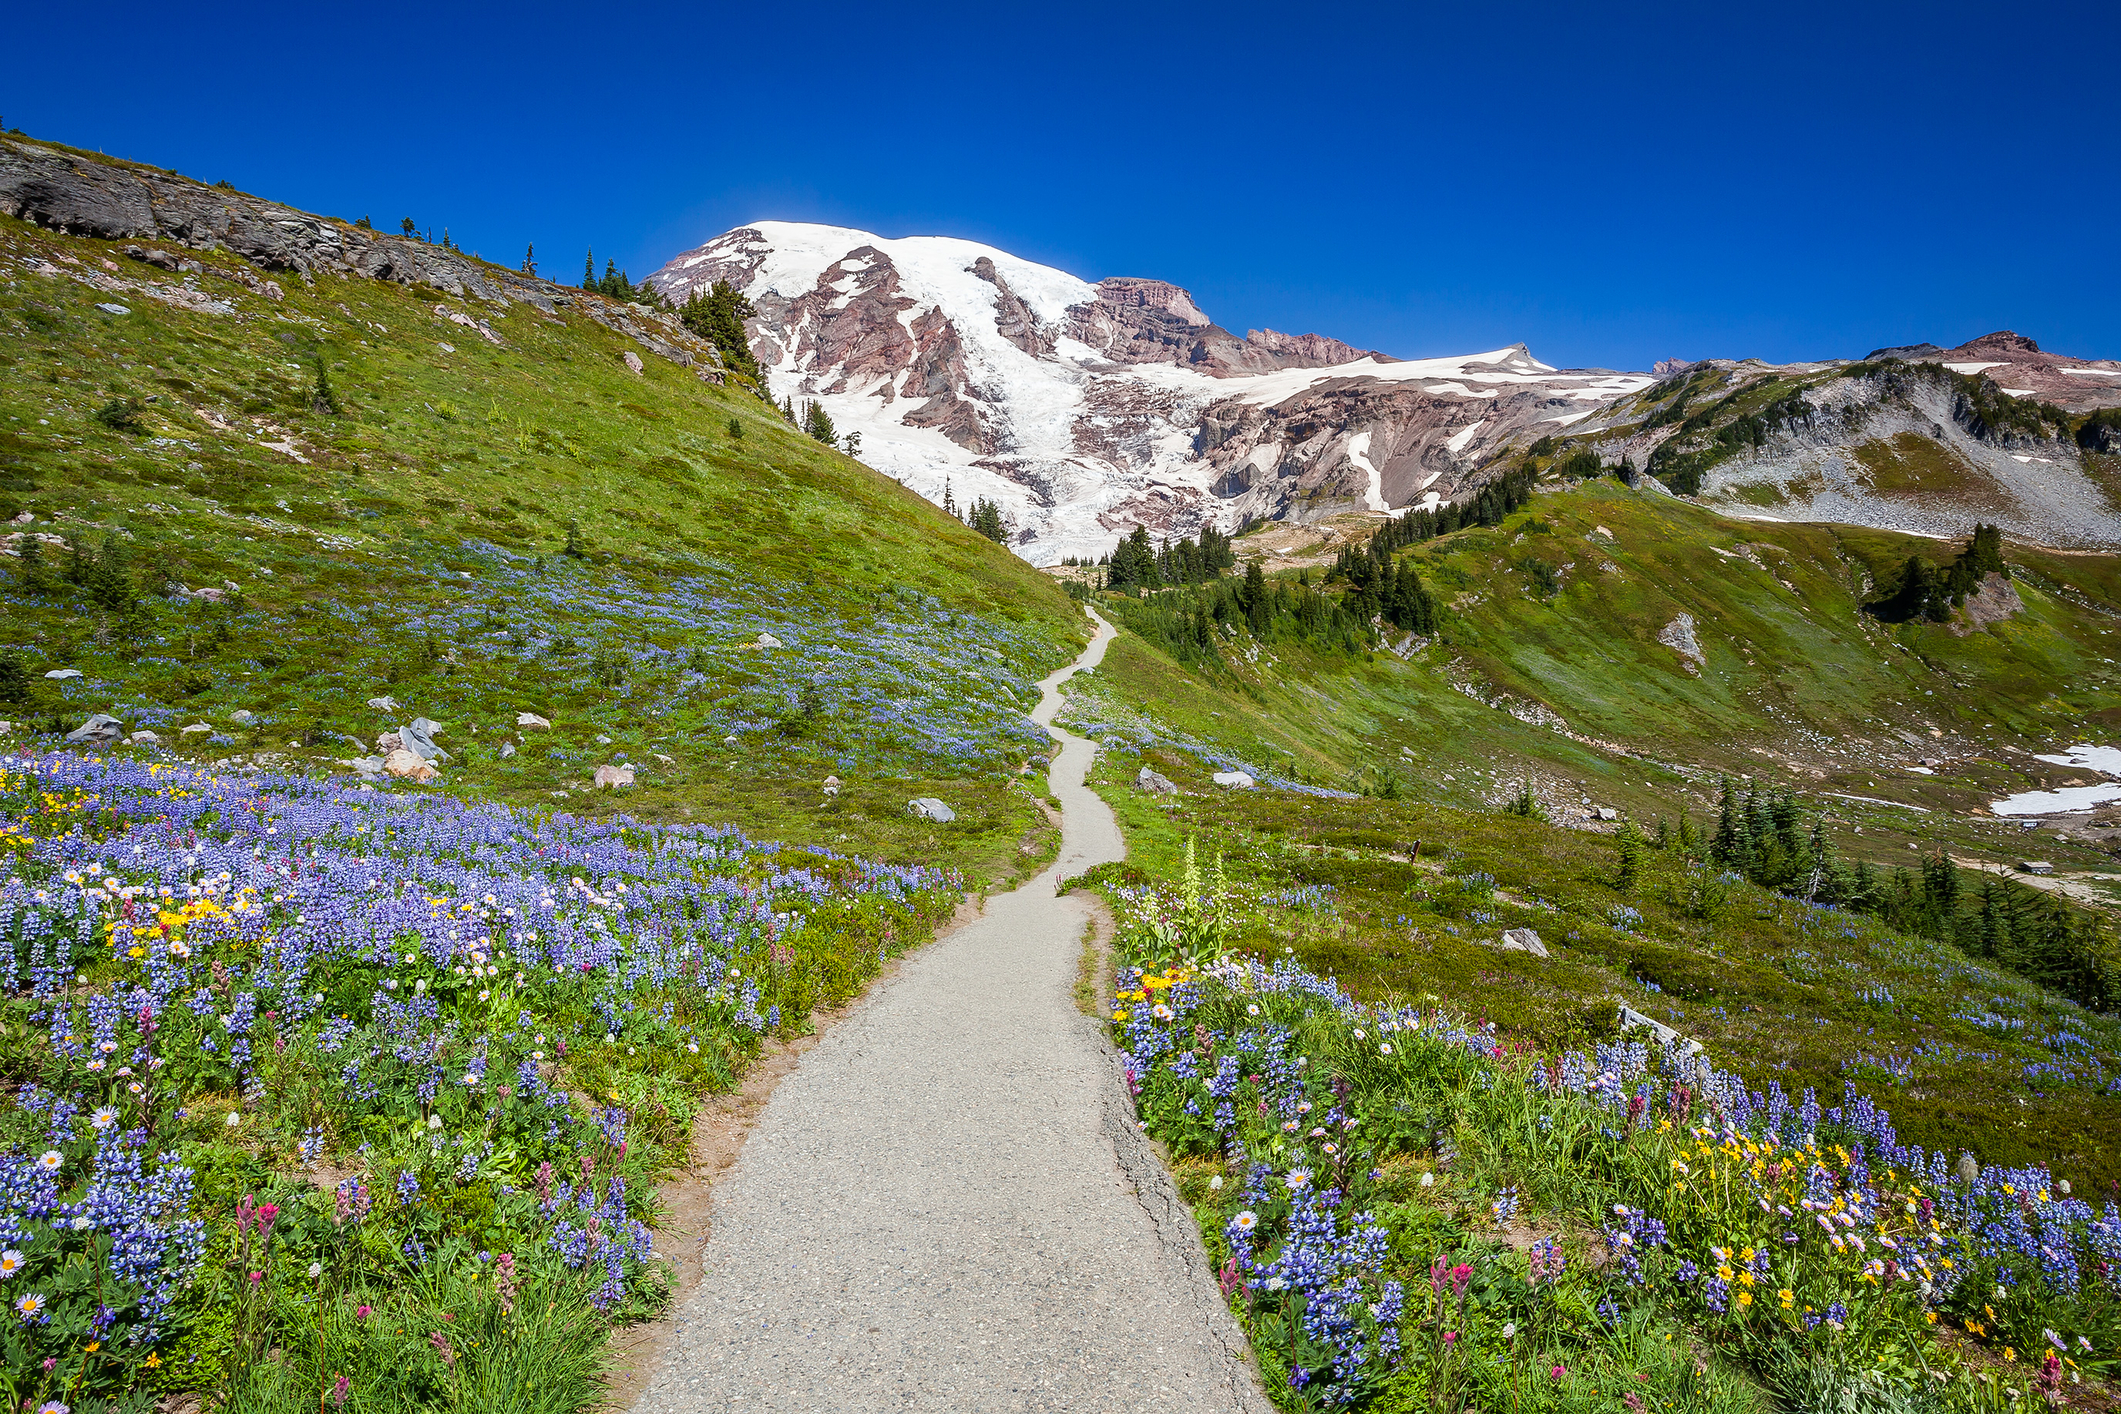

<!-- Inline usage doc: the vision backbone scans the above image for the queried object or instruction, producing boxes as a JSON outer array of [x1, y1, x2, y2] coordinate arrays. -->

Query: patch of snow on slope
[[1445, 420, 1487, 454], [1943, 361, 2008, 375], [1344, 431, 1386, 512]]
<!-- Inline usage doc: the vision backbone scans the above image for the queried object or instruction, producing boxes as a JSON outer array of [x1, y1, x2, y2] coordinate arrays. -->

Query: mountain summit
[[647, 224, 1651, 562]]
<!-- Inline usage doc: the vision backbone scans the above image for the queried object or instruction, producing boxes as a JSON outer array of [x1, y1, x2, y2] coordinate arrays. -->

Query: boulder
[[499, 741, 516, 758], [752, 633, 782, 649], [516, 712, 552, 730], [400, 717, 448, 761], [128, 730, 160, 746], [1137, 766, 1177, 794], [65, 713, 125, 745], [1593, 807, 1619, 822], [594, 764, 635, 789], [1499, 927, 1549, 958], [621, 351, 644, 375], [95, 302, 130, 315], [376, 731, 403, 753], [366, 695, 400, 712], [345, 754, 386, 776], [45, 668, 82, 680], [383, 748, 437, 782], [1657, 614, 1705, 671], [229, 709, 255, 725], [1212, 770, 1255, 789], [180, 722, 212, 735], [907, 797, 955, 823]]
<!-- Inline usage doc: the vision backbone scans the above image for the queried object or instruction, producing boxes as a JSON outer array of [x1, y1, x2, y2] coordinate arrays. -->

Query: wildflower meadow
[[0, 749, 957, 1411]]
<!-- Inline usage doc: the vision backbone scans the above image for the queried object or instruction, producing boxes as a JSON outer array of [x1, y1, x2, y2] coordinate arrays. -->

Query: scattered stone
[[1137, 766, 1177, 794], [400, 717, 448, 762], [229, 709, 255, 725], [499, 741, 516, 758], [180, 722, 212, 735], [1593, 806, 1619, 821], [383, 748, 437, 782], [622, 351, 644, 375], [1593, 525, 1614, 539], [594, 764, 635, 789], [597, 734, 613, 745], [128, 731, 160, 746], [95, 302, 130, 316], [45, 668, 82, 680], [1212, 770, 1256, 789], [752, 633, 783, 650], [516, 712, 552, 730], [65, 714, 126, 745], [2020, 860, 2054, 875], [344, 755, 386, 777], [654, 753, 675, 765], [907, 797, 956, 823], [376, 731, 403, 753], [366, 695, 400, 712], [1498, 927, 1549, 958], [722, 734, 740, 745]]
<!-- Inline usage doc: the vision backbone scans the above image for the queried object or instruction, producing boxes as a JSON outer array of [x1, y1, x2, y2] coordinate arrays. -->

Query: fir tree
[[582, 251, 597, 292], [941, 479, 959, 522], [17, 536, 44, 595], [563, 519, 586, 559], [521, 243, 537, 276], [401, 217, 417, 237], [1613, 819, 1644, 892], [802, 400, 837, 446], [969, 498, 1006, 543]]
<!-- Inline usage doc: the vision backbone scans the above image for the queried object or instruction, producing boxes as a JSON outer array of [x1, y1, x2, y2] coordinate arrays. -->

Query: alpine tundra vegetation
[[2, 121, 2121, 1414]]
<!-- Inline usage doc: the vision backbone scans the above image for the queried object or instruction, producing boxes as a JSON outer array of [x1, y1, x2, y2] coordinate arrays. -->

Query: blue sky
[[9, 0, 2116, 369]]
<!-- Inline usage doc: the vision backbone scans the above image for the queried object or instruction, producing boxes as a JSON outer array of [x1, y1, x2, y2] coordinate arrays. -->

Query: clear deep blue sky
[[9, 0, 2116, 370]]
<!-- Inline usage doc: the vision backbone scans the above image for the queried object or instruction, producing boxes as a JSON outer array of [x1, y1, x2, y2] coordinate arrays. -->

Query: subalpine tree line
[[1103, 561, 1371, 671], [1670, 777, 2120, 1011]]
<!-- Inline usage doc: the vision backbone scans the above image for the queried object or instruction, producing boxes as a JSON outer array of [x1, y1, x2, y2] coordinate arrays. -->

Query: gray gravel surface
[[633, 610, 1269, 1413]]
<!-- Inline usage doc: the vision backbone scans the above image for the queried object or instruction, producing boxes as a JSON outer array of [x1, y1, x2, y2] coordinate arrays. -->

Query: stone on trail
[[1212, 770, 1255, 789], [594, 764, 635, 789], [366, 696, 400, 712], [516, 712, 552, 730], [1499, 927, 1549, 958], [1136, 766, 1177, 794], [45, 668, 82, 680], [65, 714, 125, 745], [907, 796, 955, 823]]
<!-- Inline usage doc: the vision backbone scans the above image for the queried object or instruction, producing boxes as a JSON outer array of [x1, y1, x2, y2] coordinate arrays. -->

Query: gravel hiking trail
[[632, 609, 1269, 1412]]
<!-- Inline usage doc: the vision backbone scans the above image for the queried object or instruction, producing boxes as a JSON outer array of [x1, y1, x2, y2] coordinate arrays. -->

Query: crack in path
[[629, 609, 1270, 1412]]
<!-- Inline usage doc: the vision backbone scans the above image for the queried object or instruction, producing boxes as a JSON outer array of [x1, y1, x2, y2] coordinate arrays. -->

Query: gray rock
[[229, 709, 255, 725], [753, 633, 783, 650], [907, 797, 956, 823], [1499, 927, 1548, 958], [499, 741, 516, 758], [1593, 806, 1619, 821], [95, 302, 130, 315], [594, 763, 635, 789], [127, 730, 160, 745], [516, 712, 551, 730], [1657, 613, 1705, 669], [1211, 770, 1255, 789], [65, 713, 126, 745], [1136, 766, 1177, 794], [345, 755, 386, 777], [180, 722, 212, 735], [399, 717, 448, 762], [621, 350, 644, 375], [44, 668, 82, 680], [366, 695, 400, 712]]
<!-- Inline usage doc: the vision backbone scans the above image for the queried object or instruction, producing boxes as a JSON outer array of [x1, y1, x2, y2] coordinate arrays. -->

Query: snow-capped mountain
[[647, 223, 1653, 563]]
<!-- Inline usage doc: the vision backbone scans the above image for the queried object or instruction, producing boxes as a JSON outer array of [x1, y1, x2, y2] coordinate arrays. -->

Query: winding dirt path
[[626, 609, 1268, 1413]]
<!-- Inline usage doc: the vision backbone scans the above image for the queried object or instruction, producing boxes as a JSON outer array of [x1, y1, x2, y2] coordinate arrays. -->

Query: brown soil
[[595, 890, 989, 1409]]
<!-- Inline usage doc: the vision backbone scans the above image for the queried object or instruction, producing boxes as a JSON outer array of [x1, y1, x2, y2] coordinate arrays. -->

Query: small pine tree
[[727, 417, 743, 440], [401, 217, 417, 237], [308, 355, 342, 416], [841, 429, 862, 458], [354, 215, 373, 230], [582, 251, 597, 292], [941, 478, 959, 521], [521, 243, 537, 276], [1613, 819, 1644, 891], [563, 519, 586, 558], [17, 536, 45, 594], [441, 228, 451, 250], [802, 400, 837, 445]]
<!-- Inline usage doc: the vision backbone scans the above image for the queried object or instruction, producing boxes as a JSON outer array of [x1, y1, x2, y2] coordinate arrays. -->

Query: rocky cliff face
[[1866, 331, 2121, 414], [648, 222, 1652, 562], [0, 135, 724, 374]]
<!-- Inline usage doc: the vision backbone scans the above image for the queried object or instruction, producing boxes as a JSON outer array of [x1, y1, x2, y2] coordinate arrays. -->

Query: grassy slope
[[0, 208, 1085, 884], [1064, 482, 2121, 1186]]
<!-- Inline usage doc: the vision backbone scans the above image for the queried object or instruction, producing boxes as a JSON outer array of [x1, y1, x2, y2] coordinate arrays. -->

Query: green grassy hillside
[[0, 187, 1085, 880]]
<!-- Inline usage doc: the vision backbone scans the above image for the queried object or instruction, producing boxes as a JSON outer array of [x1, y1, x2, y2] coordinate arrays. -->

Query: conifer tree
[[521, 243, 537, 276], [1613, 820, 1644, 892], [401, 217, 417, 237], [582, 251, 597, 292], [941, 478, 959, 522]]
